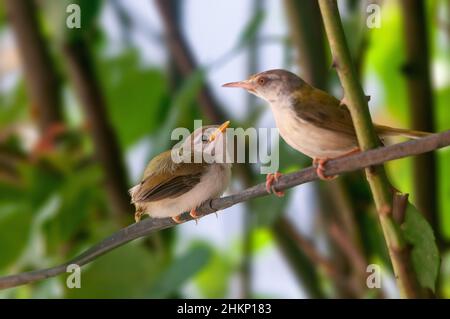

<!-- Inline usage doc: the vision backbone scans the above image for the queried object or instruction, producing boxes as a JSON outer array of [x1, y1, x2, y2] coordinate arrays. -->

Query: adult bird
[[223, 69, 429, 196], [130, 121, 232, 223]]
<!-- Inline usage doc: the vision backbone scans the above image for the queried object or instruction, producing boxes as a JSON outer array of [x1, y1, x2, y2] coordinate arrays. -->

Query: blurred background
[[0, 0, 449, 298]]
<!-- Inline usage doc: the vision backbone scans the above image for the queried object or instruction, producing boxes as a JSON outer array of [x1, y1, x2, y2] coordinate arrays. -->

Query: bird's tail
[[375, 124, 431, 139]]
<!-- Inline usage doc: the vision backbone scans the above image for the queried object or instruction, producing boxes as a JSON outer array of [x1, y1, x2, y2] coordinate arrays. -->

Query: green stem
[[318, 0, 422, 298]]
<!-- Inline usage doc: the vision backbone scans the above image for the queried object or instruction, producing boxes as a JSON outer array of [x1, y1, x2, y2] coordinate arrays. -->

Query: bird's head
[[179, 121, 230, 161], [222, 69, 306, 104]]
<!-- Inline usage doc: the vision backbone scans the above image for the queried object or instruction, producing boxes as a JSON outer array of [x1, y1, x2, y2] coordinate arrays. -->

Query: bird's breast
[[270, 104, 357, 159]]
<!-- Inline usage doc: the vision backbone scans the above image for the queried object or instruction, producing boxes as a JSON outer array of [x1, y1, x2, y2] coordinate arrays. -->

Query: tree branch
[[273, 217, 325, 298], [154, 0, 226, 123], [0, 131, 449, 290], [62, 40, 133, 220], [4, 0, 62, 132], [318, 0, 425, 298]]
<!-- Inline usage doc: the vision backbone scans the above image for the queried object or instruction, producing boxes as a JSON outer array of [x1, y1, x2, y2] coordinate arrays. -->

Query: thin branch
[[62, 40, 132, 220], [154, 0, 226, 123], [277, 217, 338, 278], [273, 218, 325, 298], [0, 131, 449, 290], [329, 223, 367, 276], [318, 0, 424, 298], [392, 192, 409, 224]]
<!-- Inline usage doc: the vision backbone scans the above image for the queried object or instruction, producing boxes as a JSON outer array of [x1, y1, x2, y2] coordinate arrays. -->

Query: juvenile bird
[[130, 121, 231, 223], [223, 69, 429, 194]]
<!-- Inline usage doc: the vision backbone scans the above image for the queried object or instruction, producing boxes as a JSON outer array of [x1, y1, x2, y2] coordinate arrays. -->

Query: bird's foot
[[189, 208, 202, 218], [172, 215, 184, 224], [313, 158, 337, 181], [265, 172, 285, 197], [190, 208, 202, 224]]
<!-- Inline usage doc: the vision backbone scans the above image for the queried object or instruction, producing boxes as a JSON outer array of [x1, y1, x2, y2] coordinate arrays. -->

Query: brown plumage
[[130, 123, 231, 222], [223, 69, 430, 180]]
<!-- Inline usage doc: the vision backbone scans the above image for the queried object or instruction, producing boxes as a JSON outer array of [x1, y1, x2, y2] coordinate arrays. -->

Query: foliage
[[0, 0, 448, 299], [401, 203, 440, 292]]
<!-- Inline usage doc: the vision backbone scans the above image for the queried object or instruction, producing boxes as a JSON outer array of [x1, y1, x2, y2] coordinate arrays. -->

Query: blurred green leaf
[[41, 0, 102, 43], [44, 165, 102, 247], [251, 228, 273, 252], [401, 202, 440, 292], [0, 82, 27, 127], [0, 205, 32, 270], [365, 3, 408, 121], [436, 88, 450, 239], [251, 193, 288, 227], [148, 244, 212, 298], [65, 242, 163, 298], [23, 166, 63, 208], [195, 247, 233, 298], [99, 50, 169, 149]]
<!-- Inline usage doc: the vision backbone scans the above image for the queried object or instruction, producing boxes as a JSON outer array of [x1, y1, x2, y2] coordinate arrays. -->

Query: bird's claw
[[190, 208, 201, 224], [314, 158, 337, 181], [172, 215, 183, 224], [265, 172, 285, 197]]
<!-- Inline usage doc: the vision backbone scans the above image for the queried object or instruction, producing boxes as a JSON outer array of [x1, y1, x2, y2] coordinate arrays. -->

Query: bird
[[129, 121, 232, 223], [222, 69, 429, 195]]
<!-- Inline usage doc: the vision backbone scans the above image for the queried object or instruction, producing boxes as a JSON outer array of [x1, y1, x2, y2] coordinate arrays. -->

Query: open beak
[[222, 80, 256, 93], [209, 120, 230, 142]]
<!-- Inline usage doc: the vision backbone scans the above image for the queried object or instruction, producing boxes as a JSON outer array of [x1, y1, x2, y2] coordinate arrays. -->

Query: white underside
[[271, 105, 357, 159], [135, 163, 231, 218]]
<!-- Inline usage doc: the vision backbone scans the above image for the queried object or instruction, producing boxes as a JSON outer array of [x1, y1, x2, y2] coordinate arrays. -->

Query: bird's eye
[[258, 77, 266, 85], [201, 135, 208, 142]]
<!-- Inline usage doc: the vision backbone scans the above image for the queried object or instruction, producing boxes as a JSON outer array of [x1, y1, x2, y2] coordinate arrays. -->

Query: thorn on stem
[[331, 58, 339, 69]]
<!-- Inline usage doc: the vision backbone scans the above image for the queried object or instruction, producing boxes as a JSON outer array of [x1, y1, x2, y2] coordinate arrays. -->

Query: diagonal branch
[[154, 0, 226, 123], [62, 40, 132, 220], [0, 130, 449, 290]]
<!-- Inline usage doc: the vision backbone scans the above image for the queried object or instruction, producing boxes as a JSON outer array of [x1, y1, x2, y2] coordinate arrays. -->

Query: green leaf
[[98, 50, 169, 149], [43, 164, 102, 248], [41, 0, 102, 43], [401, 202, 440, 292], [436, 88, 450, 240], [0, 82, 27, 127], [0, 205, 33, 270], [148, 244, 212, 298], [195, 248, 233, 298], [65, 242, 164, 298], [251, 228, 273, 252], [251, 193, 288, 227]]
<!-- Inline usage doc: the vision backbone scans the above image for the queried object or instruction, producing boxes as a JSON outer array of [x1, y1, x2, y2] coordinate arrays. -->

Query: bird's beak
[[222, 80, 256, 93], [209, 120, 230, 142]]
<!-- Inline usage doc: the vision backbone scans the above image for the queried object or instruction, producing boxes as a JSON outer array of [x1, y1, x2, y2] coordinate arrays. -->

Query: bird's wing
[[132, 151, 208, 203], [292, 87, 357, 137]]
